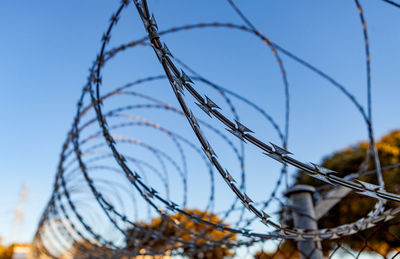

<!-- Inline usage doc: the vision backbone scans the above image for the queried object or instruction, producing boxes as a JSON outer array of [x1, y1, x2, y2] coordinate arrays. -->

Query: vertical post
[[285, 185, 323, 259]]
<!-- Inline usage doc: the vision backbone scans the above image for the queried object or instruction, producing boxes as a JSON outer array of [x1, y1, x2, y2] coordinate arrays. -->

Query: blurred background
[[0, 0, 399, 258]]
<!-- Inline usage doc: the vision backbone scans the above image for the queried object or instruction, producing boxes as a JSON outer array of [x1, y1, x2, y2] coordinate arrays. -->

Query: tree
[[255, 130, 400, 257], [67, 240, 114, 259], [0, 237, 14, 259], [254, 240, 300, 259], [126, 209, 237, 259]]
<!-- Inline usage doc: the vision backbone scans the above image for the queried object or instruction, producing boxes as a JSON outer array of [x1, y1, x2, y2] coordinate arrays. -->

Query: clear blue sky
[[0, 0, 399, 245]]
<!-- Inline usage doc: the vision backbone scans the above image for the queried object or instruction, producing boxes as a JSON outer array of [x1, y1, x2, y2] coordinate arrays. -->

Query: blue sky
[[0, 0, 399, 246]]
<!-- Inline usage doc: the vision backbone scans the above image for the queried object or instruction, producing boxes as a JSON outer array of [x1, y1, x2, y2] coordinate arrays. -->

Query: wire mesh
[[31, 0, 400, 258]]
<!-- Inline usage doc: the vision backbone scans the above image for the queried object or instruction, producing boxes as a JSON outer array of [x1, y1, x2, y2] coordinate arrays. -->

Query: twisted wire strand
[[129, 0, 400, 238], [381, 0, 400, 8], [34, 70, 279, 256], [32, 0, 400, 257]]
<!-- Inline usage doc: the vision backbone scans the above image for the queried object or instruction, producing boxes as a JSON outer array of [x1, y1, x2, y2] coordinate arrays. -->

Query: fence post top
[[284, 184, 316, 197]]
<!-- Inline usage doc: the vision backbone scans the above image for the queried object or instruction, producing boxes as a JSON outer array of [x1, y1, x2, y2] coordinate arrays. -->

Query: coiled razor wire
[[32, 0, 400, 258]]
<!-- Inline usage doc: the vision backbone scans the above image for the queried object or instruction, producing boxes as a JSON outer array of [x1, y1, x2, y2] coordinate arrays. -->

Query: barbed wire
[[31, 0, 400, 258]]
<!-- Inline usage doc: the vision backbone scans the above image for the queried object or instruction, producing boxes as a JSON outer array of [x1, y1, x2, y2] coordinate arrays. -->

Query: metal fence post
[[285, 185, 323, 259]]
